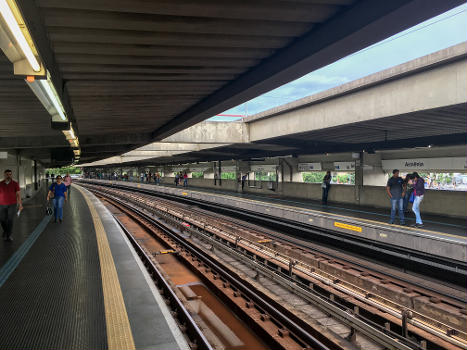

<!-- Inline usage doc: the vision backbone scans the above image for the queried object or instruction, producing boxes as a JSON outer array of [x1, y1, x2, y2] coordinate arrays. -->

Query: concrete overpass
[[80, 43, 467, 167]]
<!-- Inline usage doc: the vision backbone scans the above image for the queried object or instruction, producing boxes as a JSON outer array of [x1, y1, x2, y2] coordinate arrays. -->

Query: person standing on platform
[[411, 172, 425, 228], [386, 169, 405, 225], [0, 169, 22, 242], [321, 171, 332, 205], [183, 172, 188, 187], [63, 173, 72, 199], [402, 173, 414, 213], [47, 175, 67, 223]]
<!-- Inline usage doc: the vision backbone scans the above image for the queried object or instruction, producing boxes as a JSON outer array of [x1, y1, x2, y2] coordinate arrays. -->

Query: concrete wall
[[158, 176, 466, 218]]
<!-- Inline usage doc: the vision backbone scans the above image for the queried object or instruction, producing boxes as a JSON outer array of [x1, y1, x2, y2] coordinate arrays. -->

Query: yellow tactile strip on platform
[[76, 186, 136, 350]]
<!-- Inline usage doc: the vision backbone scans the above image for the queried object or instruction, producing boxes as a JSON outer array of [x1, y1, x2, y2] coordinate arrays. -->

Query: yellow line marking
[[181, 192, 188, 196], [76, 186, 135, 350], [334, 221, 362, 232]]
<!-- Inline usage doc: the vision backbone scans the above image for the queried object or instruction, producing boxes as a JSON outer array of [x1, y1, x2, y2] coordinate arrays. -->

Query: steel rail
[[112, 215, 213, 350], [100, 191, 336, 350], [87, 184, 466, 350]]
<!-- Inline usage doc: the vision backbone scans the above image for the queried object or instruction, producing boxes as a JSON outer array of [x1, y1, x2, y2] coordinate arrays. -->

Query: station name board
[[382, 157, 467, 171], [298, 163, 322, 171]]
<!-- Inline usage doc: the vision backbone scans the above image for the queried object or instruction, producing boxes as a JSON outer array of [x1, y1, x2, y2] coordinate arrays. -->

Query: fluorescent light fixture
[[0, 0, 40, 71], [39, 79, 66, 120], [68, 127, 76, 140], [26, 72, 67, 121]]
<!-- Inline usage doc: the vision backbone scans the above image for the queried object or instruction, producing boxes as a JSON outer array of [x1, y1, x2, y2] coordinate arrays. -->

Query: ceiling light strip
[[0, 0, 40, 71]]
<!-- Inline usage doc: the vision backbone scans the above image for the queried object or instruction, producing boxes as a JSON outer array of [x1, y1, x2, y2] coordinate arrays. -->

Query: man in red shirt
[[0, 169, 22, 241]]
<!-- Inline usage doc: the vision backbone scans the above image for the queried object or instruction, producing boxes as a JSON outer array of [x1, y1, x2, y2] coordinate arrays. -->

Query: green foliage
[[303, 171, 355, 184], [221, 172, 236, 180], [302, 172, 325, 183], [47, 166, 81, 175], [191, 172, 204, 178]]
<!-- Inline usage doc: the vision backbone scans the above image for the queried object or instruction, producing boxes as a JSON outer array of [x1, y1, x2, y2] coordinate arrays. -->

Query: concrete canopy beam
[[149, 0, 465, 141], [162, 121, 249, 144], [248, 49, 467, 141]]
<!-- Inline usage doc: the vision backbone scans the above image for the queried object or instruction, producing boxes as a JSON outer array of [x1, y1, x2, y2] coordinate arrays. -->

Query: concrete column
[[235, 160, 241, 193], [362, 153, 387, 186], [34, 160, 38, 191], [354, 152, 363, 203], [218, 160, 222, 186]]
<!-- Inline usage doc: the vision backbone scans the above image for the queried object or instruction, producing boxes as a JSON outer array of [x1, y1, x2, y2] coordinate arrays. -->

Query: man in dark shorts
[[0, 169, 23, 241], [386, 169, 405, 225]]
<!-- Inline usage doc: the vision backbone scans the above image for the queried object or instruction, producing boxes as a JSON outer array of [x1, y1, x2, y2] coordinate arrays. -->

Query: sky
[[209, 3, 467, 121]]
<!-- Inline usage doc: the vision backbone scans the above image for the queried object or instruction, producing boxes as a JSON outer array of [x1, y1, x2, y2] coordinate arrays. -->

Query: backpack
[[49, 183, 57, 199]]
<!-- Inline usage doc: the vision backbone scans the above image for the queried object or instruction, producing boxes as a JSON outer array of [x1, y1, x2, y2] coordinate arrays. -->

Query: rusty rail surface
[[84, 183, 467, 350]]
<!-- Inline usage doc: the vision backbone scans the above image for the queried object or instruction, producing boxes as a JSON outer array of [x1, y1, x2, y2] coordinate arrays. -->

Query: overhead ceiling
[[0, 0, 463, 165]]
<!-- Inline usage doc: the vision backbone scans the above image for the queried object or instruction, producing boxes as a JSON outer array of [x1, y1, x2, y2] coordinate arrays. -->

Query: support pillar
[[354, 151, 363, 204]]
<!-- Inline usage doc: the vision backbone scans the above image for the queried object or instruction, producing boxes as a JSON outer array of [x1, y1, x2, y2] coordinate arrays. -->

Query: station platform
[[81, 179, 467, 262], [0, 184, 188, 350]]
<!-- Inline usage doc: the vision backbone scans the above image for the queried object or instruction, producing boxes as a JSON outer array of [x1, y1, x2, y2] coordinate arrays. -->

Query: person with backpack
[[411, 172, 425, 228], [47, 175, 68, 223]]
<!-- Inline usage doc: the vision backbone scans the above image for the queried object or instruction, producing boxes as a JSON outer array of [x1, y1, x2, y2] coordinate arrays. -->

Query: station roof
[[79, 43, 467, 167], [0, 0, 463, 165]]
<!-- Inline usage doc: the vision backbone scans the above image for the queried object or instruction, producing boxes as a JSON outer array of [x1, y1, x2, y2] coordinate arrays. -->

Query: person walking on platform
[[0, 169, 22, 241], [64, 173, 72, 198], [411, 172, 425, 228], [321, 171, 332, 205], [386, 169, 405, 225], [47, 175, 68, 223]]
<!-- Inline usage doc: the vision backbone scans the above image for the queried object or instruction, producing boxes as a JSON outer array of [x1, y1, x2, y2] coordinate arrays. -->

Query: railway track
[[82, 183, 467, 350], [98, 191, 343, 350]]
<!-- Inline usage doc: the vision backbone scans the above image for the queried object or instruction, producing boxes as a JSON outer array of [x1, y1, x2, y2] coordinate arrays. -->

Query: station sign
[[189, 166, 210, 172], [250, 165, 277, 172], [381, 157, 467, 171], [298, 163, 322, 171], [334, 161, 355, 171], [221, 166, 236, 173]]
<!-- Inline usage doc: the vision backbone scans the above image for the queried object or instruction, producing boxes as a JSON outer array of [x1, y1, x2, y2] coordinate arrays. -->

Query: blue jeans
[[183, 178, 188, 187], [390, 198, 404, 223], [322, 185, 330, 204], [412, 195, 424, 224], [403, 188, 413, 212], [53, 196, 65, 220]]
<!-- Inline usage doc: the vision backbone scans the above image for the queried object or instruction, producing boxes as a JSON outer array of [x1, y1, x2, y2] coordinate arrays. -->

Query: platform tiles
[[86, 179, 467, 263], [0, 184, 188, 350]]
